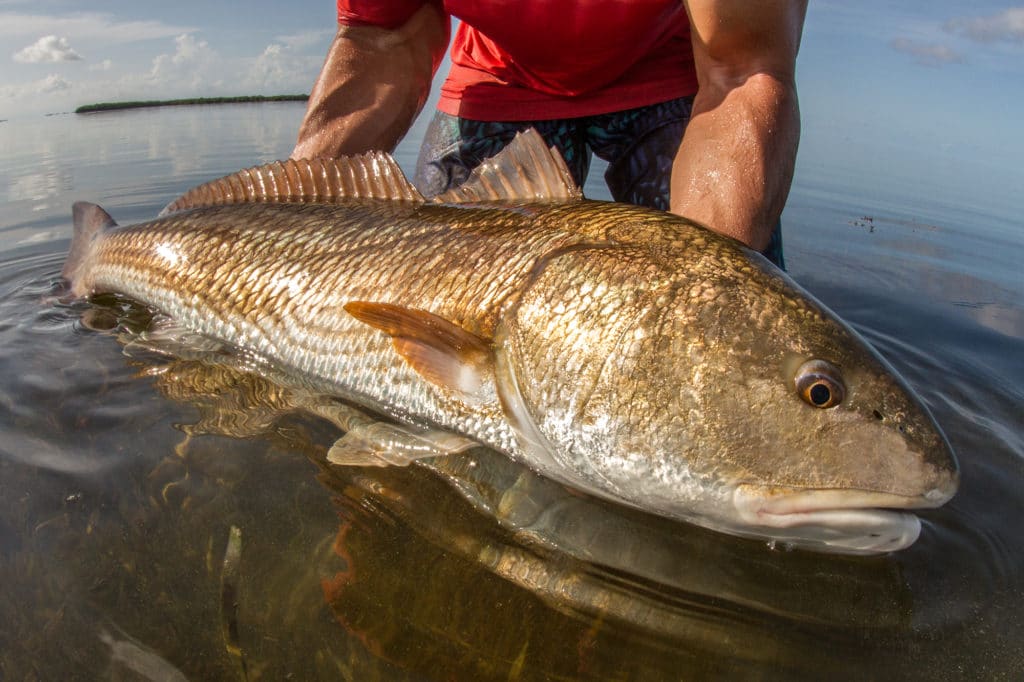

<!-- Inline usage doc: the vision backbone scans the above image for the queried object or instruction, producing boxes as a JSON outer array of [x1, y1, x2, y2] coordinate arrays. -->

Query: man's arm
[[291, 4, 449, 159], [672, 0, 807, 251]]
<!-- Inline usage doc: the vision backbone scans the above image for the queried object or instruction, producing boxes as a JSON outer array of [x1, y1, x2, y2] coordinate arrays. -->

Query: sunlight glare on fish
[[155, 242, 183, 267]]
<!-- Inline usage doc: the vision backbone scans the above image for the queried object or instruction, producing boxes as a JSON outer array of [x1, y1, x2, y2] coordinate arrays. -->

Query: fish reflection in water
[[69, 297, 943, 681]]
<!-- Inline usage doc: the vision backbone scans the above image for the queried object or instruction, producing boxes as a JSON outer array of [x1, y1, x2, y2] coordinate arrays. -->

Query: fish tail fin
[[63, 201, 117, 296]]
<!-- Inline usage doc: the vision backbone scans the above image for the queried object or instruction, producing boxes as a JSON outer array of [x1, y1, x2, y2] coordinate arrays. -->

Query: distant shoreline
[[75, 95, 309, 114]]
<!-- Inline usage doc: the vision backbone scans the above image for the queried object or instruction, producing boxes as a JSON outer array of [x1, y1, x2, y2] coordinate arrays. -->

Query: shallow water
[[0, 104, 1022, 680]]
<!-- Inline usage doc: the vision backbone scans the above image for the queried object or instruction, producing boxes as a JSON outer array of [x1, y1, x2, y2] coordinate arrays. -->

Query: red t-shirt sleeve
[[336, 0, 428, 29]]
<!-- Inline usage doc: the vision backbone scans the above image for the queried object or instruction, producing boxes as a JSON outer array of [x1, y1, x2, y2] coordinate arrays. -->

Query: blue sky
[[796, 3, 1023, 194], [1, 1, 1022, 210]]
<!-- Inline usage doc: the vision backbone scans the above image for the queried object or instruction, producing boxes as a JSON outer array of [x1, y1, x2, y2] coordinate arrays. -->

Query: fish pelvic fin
[[63, 201, 118, 297], [433, 128, 583, 204], [159, 154, 425, 215], [328, 422, 478, 468], [344, 301, 495, 405]]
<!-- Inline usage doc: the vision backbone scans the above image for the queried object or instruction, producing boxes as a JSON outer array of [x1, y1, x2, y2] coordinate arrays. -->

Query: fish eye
[[794, 359, 845, 408]]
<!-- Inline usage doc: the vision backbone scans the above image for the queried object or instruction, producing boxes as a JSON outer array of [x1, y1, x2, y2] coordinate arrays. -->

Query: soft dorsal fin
[[160, 154, 424, 215], [434, 128, 583, 204], [344, 301, 494, 403]]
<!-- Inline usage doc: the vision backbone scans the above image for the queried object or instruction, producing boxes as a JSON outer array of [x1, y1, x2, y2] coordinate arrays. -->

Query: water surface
[[0, 104, 1022, 680]]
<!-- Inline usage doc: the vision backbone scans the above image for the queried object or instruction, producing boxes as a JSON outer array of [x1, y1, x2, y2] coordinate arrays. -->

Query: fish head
[[496, 237, 959, 555]]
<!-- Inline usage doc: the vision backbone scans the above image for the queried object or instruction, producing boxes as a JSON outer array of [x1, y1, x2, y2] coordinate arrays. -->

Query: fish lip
[[731, 484, 952, 555], [736, 484, 954, 518]]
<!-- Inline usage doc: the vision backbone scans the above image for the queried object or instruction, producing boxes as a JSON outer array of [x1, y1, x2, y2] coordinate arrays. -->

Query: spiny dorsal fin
[[160, 154, 424, 215], [434, 128, 583, 204], [344, 301, 493, 403]]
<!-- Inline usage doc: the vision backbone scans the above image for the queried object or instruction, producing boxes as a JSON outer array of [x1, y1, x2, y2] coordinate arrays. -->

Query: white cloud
[[13, 34, 82, 63], [0, 11, 195, 44], [244, 43, 320, 92], [946, 7, 1024, 43], [890, 37, 964, 66], [89, 58, 113, 72], [274, 28, 335, 51], [37, 73, 71, 93], [148, 33, 222, 91], [0, 73, 72, 100]]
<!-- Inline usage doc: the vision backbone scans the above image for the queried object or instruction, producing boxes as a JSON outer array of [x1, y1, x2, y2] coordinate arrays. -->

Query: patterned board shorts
[[412, 96, 785, 269]]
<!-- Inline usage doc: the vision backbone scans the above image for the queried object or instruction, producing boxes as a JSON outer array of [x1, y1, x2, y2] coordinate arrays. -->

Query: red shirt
[[337, 1, 697, 121]]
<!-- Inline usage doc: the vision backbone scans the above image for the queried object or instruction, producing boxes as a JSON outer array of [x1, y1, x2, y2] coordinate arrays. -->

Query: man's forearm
[[292, 4, 449, 159], [674, 0, 806, 251], [670, 72, 800, 251]]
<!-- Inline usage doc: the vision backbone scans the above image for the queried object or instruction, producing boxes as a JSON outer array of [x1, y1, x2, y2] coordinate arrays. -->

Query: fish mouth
[[731, 484, 955, 555]]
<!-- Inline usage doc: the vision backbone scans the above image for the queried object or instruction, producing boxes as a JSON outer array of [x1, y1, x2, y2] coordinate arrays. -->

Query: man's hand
[[291, 4, 449, 160], [672, 0, 807, 251]]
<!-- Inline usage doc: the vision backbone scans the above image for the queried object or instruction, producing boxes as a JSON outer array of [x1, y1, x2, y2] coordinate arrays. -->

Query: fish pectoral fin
[[432, 128, 583, 204], [328, 422, 478, 468], [344, 301, 495, 404]]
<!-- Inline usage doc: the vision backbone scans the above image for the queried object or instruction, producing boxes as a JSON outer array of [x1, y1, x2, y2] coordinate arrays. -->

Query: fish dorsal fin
[[160, 154, 424, 215], [434, 128, 583, 204], [344, 301, 493, 403]]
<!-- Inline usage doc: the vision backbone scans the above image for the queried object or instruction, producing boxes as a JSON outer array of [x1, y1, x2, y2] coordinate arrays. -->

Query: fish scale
[[61, 130, 959, 554], [79, 200, 595, 454]]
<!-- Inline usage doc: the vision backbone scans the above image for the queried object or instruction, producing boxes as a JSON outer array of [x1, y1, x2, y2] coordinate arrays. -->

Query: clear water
[[0, 104, 1022, 680]]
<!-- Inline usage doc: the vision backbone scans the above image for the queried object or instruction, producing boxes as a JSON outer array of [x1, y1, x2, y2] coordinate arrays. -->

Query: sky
[[0, 0, 1022, 209], [795, 3, 1024, 195], [0, 0, 338, 118]]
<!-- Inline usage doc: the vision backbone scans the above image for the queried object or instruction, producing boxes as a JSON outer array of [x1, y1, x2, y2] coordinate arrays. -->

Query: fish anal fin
[[160, 154, 424, 214], [433, 128, 583, 204], [120, 315, 227, 359], [344, 301, 493, 402]]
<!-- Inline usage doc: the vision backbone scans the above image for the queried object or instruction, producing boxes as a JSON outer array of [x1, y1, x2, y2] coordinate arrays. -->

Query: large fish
[[61, 130, 958, 554]]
